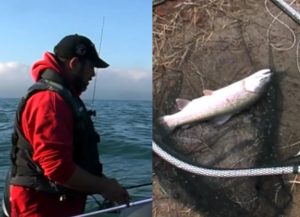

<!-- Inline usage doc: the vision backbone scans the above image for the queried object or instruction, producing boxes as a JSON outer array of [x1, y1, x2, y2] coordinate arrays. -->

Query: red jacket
[[10, 52, 86, 217]]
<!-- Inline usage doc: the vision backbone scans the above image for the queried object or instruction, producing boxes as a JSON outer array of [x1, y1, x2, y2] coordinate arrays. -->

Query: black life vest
[[9, 69, 103, 194]]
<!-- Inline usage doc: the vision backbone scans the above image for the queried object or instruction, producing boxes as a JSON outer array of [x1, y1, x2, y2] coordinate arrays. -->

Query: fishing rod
[[125, 182, 152, 189], [89, 17, 105, 116], [73, 198, 152, 217], [90, 182, 152, 208]]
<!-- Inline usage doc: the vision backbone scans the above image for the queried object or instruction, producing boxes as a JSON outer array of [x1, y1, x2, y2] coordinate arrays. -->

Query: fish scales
[[160, 69, 272, 132]]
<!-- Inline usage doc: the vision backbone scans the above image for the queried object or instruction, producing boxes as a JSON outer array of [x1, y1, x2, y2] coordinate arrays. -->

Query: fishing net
[[153, 0, 300, 216]]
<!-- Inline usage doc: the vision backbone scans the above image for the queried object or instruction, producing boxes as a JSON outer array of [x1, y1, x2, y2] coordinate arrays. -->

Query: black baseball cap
[[54, 34, 109, 68]]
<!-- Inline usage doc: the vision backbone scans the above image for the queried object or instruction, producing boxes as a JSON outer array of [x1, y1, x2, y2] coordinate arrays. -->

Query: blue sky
[[0, 0, 152, 100]]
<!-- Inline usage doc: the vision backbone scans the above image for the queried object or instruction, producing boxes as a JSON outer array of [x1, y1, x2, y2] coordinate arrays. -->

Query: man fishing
[[6, 34, 129, 217]]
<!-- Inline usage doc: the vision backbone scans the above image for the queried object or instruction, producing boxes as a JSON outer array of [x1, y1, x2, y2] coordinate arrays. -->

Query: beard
[[73, 73, 88, 93]]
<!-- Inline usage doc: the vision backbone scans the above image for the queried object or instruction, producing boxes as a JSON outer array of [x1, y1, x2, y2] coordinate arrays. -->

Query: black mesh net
[[153, 0, 300, 216]]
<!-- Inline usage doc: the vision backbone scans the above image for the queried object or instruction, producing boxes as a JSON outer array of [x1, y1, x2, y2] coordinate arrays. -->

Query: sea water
[[0, 98, 152, 214]]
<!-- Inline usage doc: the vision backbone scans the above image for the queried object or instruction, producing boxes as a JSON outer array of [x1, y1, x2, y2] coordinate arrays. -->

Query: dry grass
[[153, 0, 251, 71], [153, 0, 219, 69], [152, 174, 204, 217]]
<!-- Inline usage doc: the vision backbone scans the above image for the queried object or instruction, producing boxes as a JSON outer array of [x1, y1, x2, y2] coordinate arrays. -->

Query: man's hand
[[63, 166, 130, 205], [99, 177, 130, 205]]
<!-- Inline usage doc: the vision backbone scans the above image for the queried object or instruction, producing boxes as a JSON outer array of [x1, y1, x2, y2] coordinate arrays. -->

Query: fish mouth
[[259, 68, 271, 76], [260, 69, 272, 77], [254, 69, 272, 81], [244, 69, 272, 92]]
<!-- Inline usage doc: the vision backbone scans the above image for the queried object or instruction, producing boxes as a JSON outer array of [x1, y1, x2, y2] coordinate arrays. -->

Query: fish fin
[[211, 114, 232, 125], [176, 98, 190, 110], [203, 89, 214, 96]]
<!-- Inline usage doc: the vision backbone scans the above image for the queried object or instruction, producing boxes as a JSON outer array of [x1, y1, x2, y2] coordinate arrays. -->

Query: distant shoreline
[[0, 97, 151, 102]]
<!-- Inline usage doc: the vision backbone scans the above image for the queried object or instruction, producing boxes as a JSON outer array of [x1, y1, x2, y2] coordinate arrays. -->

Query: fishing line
[[265, 0, 296, 51], [265, 0, 300, 75], [297, 36, 300, 75], [89, 182, 151, 210], [91, 17, 105, 111]]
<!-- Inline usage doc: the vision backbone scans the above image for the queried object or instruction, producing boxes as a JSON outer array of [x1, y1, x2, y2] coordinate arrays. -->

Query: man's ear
[[69, 57, 80, 69]]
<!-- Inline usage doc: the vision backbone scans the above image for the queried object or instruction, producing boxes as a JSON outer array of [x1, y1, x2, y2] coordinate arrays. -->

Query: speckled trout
[[160, 69, 272, 132]]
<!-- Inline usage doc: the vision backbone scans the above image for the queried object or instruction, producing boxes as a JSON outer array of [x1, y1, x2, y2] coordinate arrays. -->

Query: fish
[[159, 69, 272, 132]]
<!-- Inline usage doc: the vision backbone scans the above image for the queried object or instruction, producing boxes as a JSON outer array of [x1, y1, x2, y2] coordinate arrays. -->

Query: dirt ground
[[153, 0, 300, 216]]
